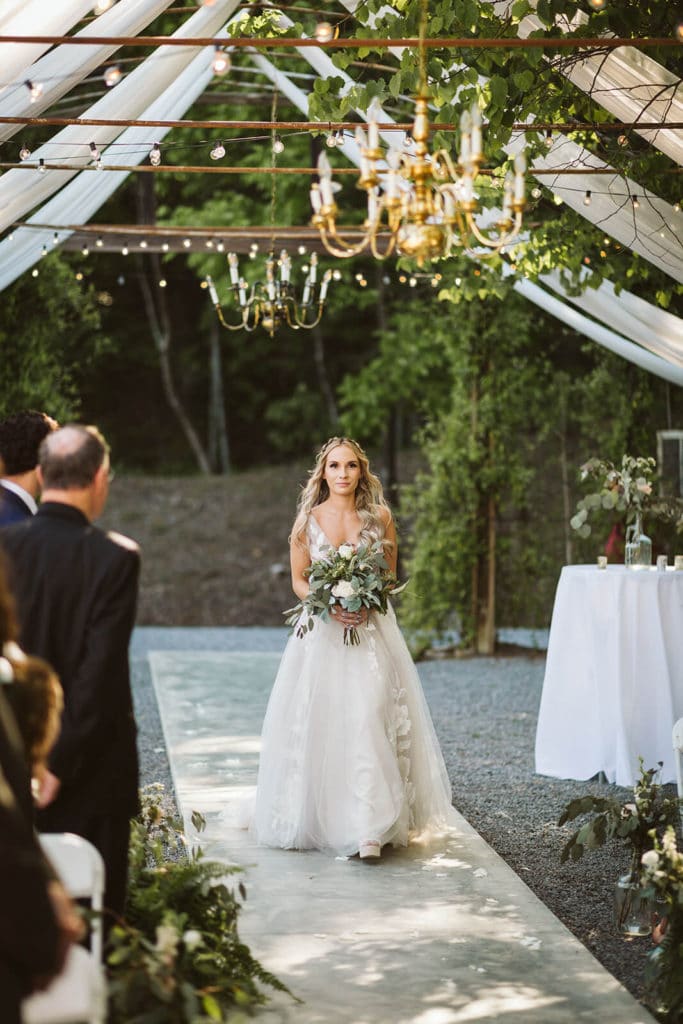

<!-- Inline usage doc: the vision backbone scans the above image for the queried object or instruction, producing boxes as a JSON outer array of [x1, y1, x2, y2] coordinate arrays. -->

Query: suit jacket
[[0, 502, 141, 819], [0, 484, 33, 527]]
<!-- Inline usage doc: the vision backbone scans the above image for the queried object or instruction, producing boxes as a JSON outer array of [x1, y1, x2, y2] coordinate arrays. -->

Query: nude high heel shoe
[[359, 840, 381, 859]]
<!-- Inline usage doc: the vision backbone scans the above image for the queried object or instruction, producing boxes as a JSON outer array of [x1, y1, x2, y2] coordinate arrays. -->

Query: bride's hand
[[332, 606, 367, 627]]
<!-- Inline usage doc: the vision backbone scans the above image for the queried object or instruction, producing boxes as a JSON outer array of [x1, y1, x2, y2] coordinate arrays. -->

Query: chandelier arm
[[369, 230, 398, 261], [466, 209, 522, 250], [318, 227, 374, 259], [214, 302, 249, 332]]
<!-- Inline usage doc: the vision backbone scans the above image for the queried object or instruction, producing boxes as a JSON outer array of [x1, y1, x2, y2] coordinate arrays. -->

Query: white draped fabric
[[0, 25, 238, 292], [0, 0, 179, 141], [0, 1, 95, 94], [535, 566, 683, 787], [0, 0, 239, 236]]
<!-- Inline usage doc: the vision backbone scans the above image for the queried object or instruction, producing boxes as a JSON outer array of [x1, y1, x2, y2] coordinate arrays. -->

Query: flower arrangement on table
[[284, 539, 406, 645], [641, 826, 683, 1020], [569, 454, 656, 540]]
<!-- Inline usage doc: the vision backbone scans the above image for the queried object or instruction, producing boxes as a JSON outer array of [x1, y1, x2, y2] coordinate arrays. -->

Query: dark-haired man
[[0, 411, 58, 526], [0, 425, 140, 919]]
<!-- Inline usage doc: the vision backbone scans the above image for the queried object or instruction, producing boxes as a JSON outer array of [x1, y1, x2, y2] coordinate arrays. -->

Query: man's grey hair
[[39, 425, 109, 490]]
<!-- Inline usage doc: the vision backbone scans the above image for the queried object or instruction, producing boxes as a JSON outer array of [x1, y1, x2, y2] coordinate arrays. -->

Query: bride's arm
[[382, 510, 398, 575], [290, 537, 311, 600]]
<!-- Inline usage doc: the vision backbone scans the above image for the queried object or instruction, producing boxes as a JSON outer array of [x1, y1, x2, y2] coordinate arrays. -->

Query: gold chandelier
[[206, 250, 336, 337], [310, 1, 527, 266], [206, 87, 339, 336]]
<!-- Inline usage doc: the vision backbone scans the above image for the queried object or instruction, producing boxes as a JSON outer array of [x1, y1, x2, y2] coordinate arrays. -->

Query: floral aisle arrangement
[[284, 539, 406, 645], [569, 454, 656, 540], [641, 827, 683, 1022], [557, 762, 682, 934], [107, 785, 292, 1023]]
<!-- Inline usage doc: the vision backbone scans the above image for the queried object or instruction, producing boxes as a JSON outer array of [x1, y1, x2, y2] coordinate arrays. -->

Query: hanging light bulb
[[212, 47, 231, 75], [149, 143, 161, 166], [32, 268, 39, 278], [81, 244, 89, 256], [272, 134, 285, 155], [314, 21, 334, 42], [617, 133, 628, 147], [103, 65, 122, 87], [90, 141, 100, 163], [52, 232, 59, 246], [19, 144, 31, 161], [38, 158, 46, 173], [93, 0, 115, 12], [139, 240, 148, 249], [531, 186, 542, 199], [121, 244, 129, 255], [159, 279, 167, 288], [210, 140, 226, 161], [41, 244, 48, 257], [587, 0, 607, 9], [96, 236, 104, 247], [25, 80, 43, 103], [676, 22, 683, 43], [632, 195, 640, 209], [183, 238, 191, 248], [161, 242, 170, 252], [326, 132, 337, 149], [544, 129, 553, 149], [583, 190, 592, 206]]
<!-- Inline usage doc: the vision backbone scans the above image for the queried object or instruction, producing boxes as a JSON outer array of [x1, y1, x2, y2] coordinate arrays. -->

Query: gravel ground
[[131, 629, 663, 1010]]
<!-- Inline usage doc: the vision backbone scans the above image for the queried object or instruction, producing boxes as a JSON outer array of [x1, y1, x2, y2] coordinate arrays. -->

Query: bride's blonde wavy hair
[[291, 437, 392, 550]]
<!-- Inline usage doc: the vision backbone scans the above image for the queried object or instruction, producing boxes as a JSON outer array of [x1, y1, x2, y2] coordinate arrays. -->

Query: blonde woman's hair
[[291, 437, 392, 550]]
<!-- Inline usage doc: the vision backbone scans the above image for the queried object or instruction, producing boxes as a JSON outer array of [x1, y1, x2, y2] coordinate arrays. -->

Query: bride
[[252, 437, 454, 859]]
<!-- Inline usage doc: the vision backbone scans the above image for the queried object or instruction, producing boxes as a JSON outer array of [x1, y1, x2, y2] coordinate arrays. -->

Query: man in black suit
[[0, 410, 58, 526], [0, 424, 141, 919]]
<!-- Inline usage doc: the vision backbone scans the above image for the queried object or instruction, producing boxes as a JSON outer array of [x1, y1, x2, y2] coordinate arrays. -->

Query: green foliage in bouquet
[[107, 785, 293, 1023], [558, 761, 682, 875], [284, 538, 406, 645], [641, 827, 683, 1023], [570, 455, 656, 539]]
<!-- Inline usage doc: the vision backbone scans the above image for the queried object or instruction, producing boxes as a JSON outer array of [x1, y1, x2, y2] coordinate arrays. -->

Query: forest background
[[0, 0, 681, 652]]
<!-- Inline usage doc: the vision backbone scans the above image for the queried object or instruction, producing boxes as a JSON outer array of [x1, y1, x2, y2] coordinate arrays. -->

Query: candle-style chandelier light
[[310, 0, 527, 266], [207, 88, 339, 335], [206, 249, 337, 337]]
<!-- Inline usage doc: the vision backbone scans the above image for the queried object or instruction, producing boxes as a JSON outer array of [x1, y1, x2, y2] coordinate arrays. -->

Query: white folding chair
[[21, 833, 107, 1024], [674, 718, 683, 829]]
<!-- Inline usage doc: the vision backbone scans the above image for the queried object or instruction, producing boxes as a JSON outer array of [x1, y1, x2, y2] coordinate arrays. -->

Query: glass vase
[[614, 871, 653, 936], [624, 512, 652, 569]]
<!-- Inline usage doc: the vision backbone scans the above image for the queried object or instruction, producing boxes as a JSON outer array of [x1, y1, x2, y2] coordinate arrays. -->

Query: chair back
[[39, 833, 105, 963]]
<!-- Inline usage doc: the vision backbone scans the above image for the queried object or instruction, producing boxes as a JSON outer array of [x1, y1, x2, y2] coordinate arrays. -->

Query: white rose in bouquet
[[332, 580, 356, 599], [338, 544, 355, 559]]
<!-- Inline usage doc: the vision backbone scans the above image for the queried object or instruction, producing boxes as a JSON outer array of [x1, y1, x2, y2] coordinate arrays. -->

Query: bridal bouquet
[[284, 539, 406, 645]]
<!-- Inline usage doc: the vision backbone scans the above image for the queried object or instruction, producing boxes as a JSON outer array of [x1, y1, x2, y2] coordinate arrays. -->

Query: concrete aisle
[[148, 643, 654, 1024]]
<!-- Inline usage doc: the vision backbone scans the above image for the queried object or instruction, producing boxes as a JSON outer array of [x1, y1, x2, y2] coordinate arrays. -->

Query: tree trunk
[[135, 177, 211, 474], [558, 384, 573, 565], [311, 322, 338, 425], [207, 317, 230, 474]]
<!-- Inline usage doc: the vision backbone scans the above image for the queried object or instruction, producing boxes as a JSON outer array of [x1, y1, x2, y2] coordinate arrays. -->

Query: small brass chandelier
[[310, 1, 527, 266], [207, 87, 338, 336], [206, 250, 335, 337]]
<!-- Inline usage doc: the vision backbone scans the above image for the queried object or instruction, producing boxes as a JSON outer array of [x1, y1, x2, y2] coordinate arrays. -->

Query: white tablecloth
[[535, 565, 683, 787]]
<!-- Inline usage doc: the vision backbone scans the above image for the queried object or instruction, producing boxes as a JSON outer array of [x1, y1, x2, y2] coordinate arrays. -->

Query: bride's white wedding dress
[[252, 515, 455, 856]]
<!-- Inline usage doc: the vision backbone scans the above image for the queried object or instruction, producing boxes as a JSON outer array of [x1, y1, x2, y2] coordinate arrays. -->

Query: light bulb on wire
[[19, 144, 31, 161], [149, 143, 161, 166], [25, 79, 43, 103], [583, 190, 592, 206], [212, 47, 231, 75], [103, 65, 122, 87], [314, 21, 333, 42], [93, 0, 115, 12], [210, 140, 225, 161], [38, 158, 46, 173], [272, 134, 285, 155], [588, 0, 607, 9], [632, 195, 640, 210]]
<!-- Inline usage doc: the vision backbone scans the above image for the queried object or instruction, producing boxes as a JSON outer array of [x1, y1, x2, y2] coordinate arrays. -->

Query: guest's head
[[6, 655, 63, 776], [0, 411, 58, 497], [38, 425, 112, 522]]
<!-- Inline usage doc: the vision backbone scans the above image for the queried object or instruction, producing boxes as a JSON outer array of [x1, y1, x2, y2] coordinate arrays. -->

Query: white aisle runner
[[149, 649, 654, 1024]]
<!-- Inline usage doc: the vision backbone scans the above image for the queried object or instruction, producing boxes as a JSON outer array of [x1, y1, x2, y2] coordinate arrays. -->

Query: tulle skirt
[[251, 605, 455, 856]]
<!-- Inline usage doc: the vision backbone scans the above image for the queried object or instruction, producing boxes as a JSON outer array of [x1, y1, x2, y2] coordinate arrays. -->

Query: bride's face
[[323, 444, 361, 497]]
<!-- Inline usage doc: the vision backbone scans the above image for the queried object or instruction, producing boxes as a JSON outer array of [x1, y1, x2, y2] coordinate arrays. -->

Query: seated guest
[[0, 410, 58, 526], [0, 553, 80, 1023], [5, 653, 63, 805]]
